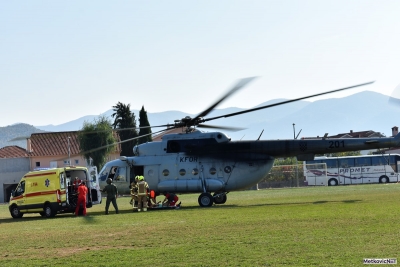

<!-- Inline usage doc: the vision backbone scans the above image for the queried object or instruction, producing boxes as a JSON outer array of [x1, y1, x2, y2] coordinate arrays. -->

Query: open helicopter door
[[88, 166, 102, 205], [130, 165, 144, 183]]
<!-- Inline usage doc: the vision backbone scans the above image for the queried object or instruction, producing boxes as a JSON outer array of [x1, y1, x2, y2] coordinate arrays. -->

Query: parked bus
[[303, 154, 400, 186]]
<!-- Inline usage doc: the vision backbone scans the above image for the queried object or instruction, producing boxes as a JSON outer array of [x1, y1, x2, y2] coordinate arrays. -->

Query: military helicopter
[[98, 78, 400, 207]]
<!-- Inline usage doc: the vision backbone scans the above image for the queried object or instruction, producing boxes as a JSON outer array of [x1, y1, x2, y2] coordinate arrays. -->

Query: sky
[[1, 1, 400, 127]]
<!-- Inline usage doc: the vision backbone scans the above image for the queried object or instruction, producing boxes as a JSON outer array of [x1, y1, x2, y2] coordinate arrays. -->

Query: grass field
[[1, 184, 399, 266]]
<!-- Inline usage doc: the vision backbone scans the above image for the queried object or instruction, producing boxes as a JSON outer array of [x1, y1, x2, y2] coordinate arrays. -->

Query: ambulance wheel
[[44, 205, 56, 218], [198, 193, 213, 207], [213, 193, 227, 204], [10, 206, 23, 219]]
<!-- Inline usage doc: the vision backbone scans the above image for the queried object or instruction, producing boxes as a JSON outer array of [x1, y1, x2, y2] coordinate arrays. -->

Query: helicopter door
[[88, 166, 102, 205], [143, 165, 158, 189], [130, 166, 144, 181]]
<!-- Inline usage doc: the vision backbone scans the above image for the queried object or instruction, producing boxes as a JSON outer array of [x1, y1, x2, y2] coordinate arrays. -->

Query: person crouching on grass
[[162, 192, 181, 207]]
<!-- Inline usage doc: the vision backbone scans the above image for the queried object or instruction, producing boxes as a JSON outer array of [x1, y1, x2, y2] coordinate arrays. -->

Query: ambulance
[[9, 166, 102, 218]]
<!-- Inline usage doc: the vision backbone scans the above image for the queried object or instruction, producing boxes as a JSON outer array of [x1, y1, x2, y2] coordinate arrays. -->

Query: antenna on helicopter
[[295, 130, 302, 140], [257, 129, 264, 141], [293, 123, 302, 140]]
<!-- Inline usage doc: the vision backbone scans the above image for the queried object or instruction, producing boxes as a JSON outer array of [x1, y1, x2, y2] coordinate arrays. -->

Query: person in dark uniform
[[102, 178, 119, 215]]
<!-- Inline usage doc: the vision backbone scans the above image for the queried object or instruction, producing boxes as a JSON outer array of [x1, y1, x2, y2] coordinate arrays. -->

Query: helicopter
[[97, 78, 400, 207]]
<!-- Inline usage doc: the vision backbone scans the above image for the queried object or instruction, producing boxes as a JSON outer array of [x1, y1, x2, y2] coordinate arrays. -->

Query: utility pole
[[68, 137, 71, 166]]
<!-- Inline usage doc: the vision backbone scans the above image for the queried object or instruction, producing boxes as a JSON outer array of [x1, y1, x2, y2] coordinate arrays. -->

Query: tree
[[111, 102, 138, 156], [78, 115, 116, 170], [138, 105, 152, 145], [318, 151, 362, 157], [273, 157, 300, 166]]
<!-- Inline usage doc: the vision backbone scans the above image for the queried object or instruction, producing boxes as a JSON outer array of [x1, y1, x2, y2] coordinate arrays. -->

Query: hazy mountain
[[35, 90, 399, 140], [1, 90, 397, 149], [0, 124, 46, 149]]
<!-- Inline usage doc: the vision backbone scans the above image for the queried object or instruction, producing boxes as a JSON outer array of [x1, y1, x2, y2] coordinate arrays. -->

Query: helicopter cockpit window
[[166, 138, 219, 153], [99, 165, 111, 182], [113, 166, 127, 182], [167, 141, 180, 153]]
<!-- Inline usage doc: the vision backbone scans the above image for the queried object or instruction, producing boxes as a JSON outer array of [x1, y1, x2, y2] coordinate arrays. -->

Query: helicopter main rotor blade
[[8, 136, 31, 142], [197, 124, 246, 132], [191, 77, 257, 121], [77, 128, 170, 156], [77, 124, 174, 135], [202, 81, 375, 123]]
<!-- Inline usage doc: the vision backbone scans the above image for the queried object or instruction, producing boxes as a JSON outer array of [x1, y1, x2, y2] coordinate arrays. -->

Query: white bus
[[303, 154, 400, 186]]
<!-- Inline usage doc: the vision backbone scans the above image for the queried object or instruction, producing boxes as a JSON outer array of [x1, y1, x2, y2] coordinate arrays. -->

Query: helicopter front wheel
[[198, 193, 213, 207], [213, 192, 227, 204]]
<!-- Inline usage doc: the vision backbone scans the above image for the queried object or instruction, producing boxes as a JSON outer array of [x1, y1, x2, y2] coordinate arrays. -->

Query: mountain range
[[2, 90, 398, 149]]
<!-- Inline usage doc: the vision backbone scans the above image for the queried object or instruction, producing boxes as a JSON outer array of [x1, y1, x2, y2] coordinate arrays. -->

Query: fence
[[256, 164, 306, 189]]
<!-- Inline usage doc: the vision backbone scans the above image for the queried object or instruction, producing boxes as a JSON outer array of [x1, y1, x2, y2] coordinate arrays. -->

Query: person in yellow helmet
[[135, 175, 149, 212], [130, 175, 140, 210], [129, 182, 138, 206]]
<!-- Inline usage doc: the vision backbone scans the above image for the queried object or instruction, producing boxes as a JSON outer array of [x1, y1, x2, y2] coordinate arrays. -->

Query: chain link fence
[[255, 164, 307, 189]]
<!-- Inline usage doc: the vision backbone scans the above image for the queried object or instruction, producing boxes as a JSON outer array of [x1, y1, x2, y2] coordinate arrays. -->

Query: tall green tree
[[78, 115, 116, 170], [112, 102, 138, 156], [138, 105, 152, 145]]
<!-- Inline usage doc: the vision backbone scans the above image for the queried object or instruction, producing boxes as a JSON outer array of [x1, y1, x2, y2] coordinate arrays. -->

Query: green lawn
[[0, 184, 399, 266]]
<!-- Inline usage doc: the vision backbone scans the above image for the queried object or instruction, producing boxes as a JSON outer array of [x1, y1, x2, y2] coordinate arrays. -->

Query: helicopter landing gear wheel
[[213, 192, 227, 204], [198, 193, 214, 207]]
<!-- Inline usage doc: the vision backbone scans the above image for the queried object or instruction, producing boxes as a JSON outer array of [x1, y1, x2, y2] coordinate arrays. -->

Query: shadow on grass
[[246, 199, 362, 207], [0, 206, 187, 224], [0, 199, 361, 224]]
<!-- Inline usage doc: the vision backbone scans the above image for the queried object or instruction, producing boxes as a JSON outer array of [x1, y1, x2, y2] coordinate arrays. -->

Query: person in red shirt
[[75, 181, 88, 216], [162, 192, 179, 207]]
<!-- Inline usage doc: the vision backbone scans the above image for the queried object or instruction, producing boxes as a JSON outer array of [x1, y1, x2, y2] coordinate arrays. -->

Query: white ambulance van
[[9, 166, 102, 218]]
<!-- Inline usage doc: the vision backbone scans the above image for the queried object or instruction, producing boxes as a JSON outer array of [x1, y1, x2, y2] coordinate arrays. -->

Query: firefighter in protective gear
[[130, 176, 139, 210], [136, 175, 149, 212]]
